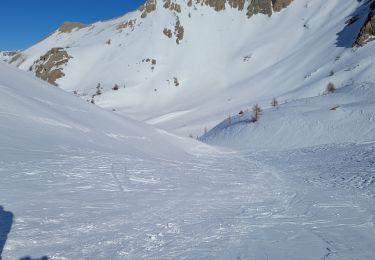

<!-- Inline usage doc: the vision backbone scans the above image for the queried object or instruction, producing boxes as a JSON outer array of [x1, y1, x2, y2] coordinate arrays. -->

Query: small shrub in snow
[[271, 98, 279, 108], [112, 84, 119, 91], [329, 70, 335, 77], [95, 83, 102, 95], [174, 77, 179, 87], [227, 115, 232, 126], [250, 104, 262, 123], [106, 39, 111, 45], [326, 82, 336, 93]]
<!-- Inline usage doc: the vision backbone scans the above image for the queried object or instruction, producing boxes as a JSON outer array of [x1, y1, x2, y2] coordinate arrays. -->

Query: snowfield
[[1, 143, 375, 259], [201, 81, 375, 151], [0, 61, 375, 259], [1, 0, 375, 259]]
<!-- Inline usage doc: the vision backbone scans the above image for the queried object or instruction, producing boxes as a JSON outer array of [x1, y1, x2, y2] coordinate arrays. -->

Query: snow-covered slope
[[2, 1, 375, 259], [8, 0, 375, 138], [202, 81, 375, 150], [0, 61, 210, 160]]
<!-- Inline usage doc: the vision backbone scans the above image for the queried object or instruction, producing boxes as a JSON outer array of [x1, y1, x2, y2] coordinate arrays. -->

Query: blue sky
[[0, 0, 146, 50]]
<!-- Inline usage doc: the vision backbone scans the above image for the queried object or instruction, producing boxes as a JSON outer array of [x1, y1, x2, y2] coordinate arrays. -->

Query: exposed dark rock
[[247, 0, 272, 17], [139, 0, 292, 20], [139, 0, 157, 18], [195, 0, 245, 12], [247, 0, 293, 17], [174, 17, 185, 44], [163, 28, 173, 38], [354, 2, 375, 47], [31, 48, 72, 86], [174, 77, 180, 86], [272, 0, 294, 12], [117, 19, 137, 31], [58, 22, 89, 34], [346, 16, 360, 26], [2, 51, 23, 65], [164, 0, 182, 12]]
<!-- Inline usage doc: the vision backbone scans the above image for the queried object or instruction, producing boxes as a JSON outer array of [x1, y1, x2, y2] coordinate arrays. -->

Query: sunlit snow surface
[[13, 0, 375, 137], [1, 0, 375, 257], [1, 143, 375, 259]]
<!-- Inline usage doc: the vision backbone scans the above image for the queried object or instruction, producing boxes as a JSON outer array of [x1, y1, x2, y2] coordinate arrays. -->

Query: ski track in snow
[[1, 143, 375, 259]]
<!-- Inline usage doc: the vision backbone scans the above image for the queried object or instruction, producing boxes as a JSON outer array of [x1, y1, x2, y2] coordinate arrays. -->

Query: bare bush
[[250, 104, 262, 122], [271, 98, 279, 108], [227, 115, 232, 126], [326, 82, 336, 93]]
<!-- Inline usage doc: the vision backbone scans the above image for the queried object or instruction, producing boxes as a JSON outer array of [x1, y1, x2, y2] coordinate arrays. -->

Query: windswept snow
[[1, 0, 375, 259], [1, 144, 375, 259]]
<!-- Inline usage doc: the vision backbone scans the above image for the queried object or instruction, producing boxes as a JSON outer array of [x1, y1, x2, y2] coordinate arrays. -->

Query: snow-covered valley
[[7, 0, 375, 137], [1, 0, 375, 259]]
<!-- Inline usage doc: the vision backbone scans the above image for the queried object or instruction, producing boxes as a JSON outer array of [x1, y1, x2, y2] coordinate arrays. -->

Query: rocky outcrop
[[8, 53, 27, 67], [247, 0, 272, 16], [247, 0, 294, 17], [174, 17, 185, 44], [272, 0, 294, 12], [117, 19, 137, 31], [139, 0, 157, 18], [163, 28, 173, 38], [31, 48, 72, 86], [163, 0, 182, 12], [163, 17, 184, 44], [354, 2, 375, 47], [195, 0, 246, 12], [1, 51, 20, 63], [139, 0, 293, 18], [193, 0, 292, 16], [58, 22, 89, 34]]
